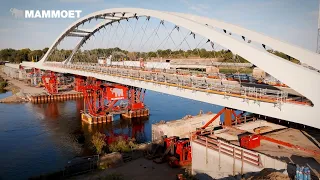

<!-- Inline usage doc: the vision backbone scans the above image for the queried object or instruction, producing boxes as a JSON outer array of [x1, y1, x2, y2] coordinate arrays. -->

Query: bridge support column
[[74, 75, 85, 92], [80, 77, 149, 124], [122, 87, 149, 119], [128, 87, 146, 110], [224, 108, 233, 127], [41, 71, 58, 94]]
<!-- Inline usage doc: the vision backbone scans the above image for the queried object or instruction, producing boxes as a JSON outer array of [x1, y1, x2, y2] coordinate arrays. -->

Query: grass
[[108, 136, 137, 153], [0, 75, 8, 91], [0, 81, 7, 89]]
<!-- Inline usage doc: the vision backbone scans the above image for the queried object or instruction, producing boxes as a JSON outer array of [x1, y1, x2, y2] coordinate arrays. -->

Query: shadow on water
[[31, 99, 150, 156]]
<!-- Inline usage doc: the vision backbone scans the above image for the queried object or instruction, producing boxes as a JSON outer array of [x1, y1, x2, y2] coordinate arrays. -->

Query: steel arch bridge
[[22, 8, 320, 129]]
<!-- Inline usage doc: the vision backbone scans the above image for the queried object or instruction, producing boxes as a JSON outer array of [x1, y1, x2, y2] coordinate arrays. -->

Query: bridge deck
[[45, 63, 310, 107], [19, 61, 319, 128]]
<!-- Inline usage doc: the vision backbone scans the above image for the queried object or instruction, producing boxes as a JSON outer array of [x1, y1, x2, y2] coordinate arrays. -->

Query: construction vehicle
[[153, 136, 192, 168]]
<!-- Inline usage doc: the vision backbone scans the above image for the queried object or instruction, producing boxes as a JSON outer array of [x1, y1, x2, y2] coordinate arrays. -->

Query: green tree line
[[0, 47, 299, 64], [0, 48, 49, 63]]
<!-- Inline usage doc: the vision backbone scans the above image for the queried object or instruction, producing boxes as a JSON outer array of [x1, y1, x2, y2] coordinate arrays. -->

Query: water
[[0, 91, 221, 179]]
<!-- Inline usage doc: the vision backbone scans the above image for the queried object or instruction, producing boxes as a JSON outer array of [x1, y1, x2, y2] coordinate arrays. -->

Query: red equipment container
[[240, 135, 260, 149], [164, 136, 179, 149]]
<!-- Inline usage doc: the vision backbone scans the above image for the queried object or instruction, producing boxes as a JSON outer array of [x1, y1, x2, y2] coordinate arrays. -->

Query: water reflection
[[0, 91, 218, 179], [27, 99, 149, 156], [0, 89, 7, 94]]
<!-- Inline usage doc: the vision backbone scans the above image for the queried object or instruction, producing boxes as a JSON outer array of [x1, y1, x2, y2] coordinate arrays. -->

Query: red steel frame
[[74, 75, 86, 92], [201, 107, 241, 129], [260, 135, 320, 156], [223, 119, 320, 156], [82, 78, 107, 116], [81, 77, 147, 117], [128, 87, 146, 110], [41, 71, 58, 94]]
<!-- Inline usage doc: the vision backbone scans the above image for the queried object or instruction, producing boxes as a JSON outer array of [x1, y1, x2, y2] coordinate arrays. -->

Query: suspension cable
[[138, 17, 151, 51], [141, 22, 161, 55], [154, 25, 176, 55], [126, 18, 145, 51]]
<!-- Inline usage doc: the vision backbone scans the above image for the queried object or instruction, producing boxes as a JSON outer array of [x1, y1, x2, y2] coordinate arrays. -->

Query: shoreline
[[0, 70, 45, 103]]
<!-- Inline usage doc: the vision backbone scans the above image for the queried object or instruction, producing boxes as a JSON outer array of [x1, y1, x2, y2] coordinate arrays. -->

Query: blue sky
[[0, 0, 319, 51]]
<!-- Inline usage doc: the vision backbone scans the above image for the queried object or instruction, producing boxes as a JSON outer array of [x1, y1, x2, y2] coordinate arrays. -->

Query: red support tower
[[81, 77, 148, 123], [41, 71, 58, 94], [82, 77, 129, 117], [128, 87, 146, 110], [74, 75, 86, 92]]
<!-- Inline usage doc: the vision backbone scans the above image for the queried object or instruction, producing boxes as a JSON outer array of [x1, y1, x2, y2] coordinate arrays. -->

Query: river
[[0, 91, 221, 179]]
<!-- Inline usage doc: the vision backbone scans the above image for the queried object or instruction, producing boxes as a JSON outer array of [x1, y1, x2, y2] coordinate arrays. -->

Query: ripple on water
[[0, 91, 221, 179]]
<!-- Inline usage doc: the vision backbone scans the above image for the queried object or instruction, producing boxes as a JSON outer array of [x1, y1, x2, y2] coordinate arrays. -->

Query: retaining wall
[[191, 140, 288, 179], [152, 114, 220, 141]]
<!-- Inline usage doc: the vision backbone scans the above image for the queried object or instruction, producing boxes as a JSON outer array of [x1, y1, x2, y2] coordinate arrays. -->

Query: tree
[[108, 136, 136, 153], [91, 132, 106, 154], [127, 52, 137, 60], [0, 49, 16, 62], [28, 50, 43, 62], [42, 47, 49, 54], [267, 50, 300, 64], [147, 51, 157, 58], [15, 48, 31, 63]]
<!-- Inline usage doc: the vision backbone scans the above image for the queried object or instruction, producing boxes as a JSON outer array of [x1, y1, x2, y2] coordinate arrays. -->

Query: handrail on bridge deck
[[43, 63, 312, 107]]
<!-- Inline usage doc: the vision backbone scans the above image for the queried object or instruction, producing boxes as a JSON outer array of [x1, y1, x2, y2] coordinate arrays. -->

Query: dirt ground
[[71, 158, 186, 180], [244, 169, 290, 180], [0, 73, 45, 95], [0, 71, 46, 103]]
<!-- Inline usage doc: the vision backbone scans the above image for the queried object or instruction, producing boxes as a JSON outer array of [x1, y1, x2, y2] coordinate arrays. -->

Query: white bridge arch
[[29, 8, 320, 128]]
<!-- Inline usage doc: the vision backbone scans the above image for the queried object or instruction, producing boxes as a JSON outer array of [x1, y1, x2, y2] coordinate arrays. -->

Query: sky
[[0, 0, 319, 52]]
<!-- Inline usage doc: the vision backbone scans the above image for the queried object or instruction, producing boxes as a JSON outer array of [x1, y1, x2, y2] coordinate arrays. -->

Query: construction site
[[1, 4, 320, 179], [1, 55, 320, 179], [150, 108, 319, 179]]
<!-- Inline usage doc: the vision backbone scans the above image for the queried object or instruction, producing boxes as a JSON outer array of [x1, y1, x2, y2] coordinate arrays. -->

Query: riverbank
[[0, 70, 46, 103], [71, 157, 187, 180], [0, 65, 61, 103], [29, 141, 188, 180], [0, 76, 8, 92]]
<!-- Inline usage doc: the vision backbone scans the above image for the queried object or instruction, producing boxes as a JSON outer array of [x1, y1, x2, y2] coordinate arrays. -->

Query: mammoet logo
[[10, 8, 24, 18], [10, 8, 82, 19], [110, 88, 124, 97]]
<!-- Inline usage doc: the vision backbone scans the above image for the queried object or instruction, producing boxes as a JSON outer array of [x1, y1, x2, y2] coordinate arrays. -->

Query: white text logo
[[10, 8, 82, 19]]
